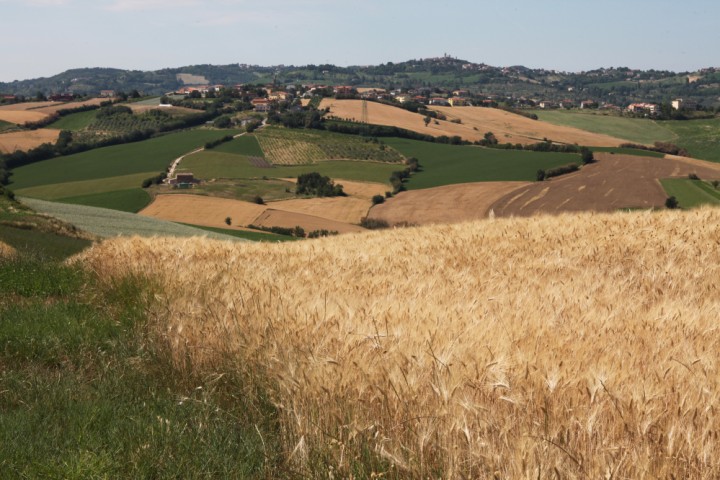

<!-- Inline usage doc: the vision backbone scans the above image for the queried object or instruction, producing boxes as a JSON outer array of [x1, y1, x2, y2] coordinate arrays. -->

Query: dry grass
[[0, 101, 57, 111], [0, 129, 60, 153], [320, 99, 627, 146], [0, 110, 50, 125], [75, 208, 720, 478], [0, 241, 17, 258]]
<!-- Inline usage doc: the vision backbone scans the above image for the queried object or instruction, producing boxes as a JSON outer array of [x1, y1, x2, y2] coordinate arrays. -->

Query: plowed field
[[490, 153, 720, 216]]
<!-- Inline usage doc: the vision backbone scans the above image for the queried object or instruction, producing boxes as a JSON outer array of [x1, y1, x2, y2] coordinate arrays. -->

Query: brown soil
[[0, 129, 60, 153], [320, 99, 626, 146], [489, 153, 720, 217], [368, 182, 530, 226], [139, 194, 364, 234]]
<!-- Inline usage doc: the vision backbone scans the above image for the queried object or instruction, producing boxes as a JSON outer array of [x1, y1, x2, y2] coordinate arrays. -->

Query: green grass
[[385, 138, 580, 190], [162, 178, 297, 203], [58, 188, 151, 213], [0, 255, 275, 477], [660, 178, 720, 209], [535, 110, 677, 144], [0, 119, 16, 132], [183, 150, 397, 184], [661, 118, 720, 162], [48, 109, 98, 131], [15, 172, 156, 200], [9, 128, 241, 190], [19, 197, 243, 240], [591, 147, 665, 157], [0, 225, 91, 261], [214, 134, 265, 157], [183, 224, 300, 242]]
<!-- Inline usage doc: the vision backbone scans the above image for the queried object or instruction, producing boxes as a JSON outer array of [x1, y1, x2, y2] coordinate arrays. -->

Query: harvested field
[[0, 129, 60, 153], [34, 98, 108, 115], [320, 99, 626, 146], [252, 209, 364, 233], [77, 207, 720, 478], [140, 194, 364, 233], [280, 177, 388, 199], [369, 181, 529, 225], [124, 104, 199, 116], [140, 194, 267, 228], [0, 101, 57, 111], [490, 152, 720, 216], [270, 197, 372, 224], [0, 110, 49, 124]]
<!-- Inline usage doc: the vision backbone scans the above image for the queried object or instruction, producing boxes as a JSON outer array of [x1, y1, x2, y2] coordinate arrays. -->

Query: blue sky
[[2, 0, 719, 82]]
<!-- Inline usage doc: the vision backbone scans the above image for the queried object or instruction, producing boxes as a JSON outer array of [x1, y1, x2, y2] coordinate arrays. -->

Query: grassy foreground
[[0, 250, 275, 477], [74, 207, 720, 478]]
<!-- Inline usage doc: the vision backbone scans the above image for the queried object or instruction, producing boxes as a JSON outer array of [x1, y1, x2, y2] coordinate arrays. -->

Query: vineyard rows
[[256, 127, 404, 165]]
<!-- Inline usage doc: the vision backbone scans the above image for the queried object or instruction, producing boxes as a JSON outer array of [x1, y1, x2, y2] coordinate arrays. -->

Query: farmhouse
[[428, 98, 450, 106], [49, 94, 74, 102], [672, 98, 697, 111], [168, 172, 199, 189], [627, 102, 660, 115], [448, 97, 470, 107], [539, 101, 557, 109], [268, 91, 291, 102], [334, 86, 354, 95], [580, 100, 598, 109], [100, 90, 116, 98], [252, 98, 271, 112]]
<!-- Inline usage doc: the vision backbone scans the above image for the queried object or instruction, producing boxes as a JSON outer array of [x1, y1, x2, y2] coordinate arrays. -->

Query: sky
[[1, 0, 719, 82]]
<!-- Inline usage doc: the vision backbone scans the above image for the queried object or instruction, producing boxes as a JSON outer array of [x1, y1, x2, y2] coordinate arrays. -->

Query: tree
[[424, 115, 431, 127], [225, 216, 232, 226], [665, 196, 679, 209], [580, 147, 594, 164]]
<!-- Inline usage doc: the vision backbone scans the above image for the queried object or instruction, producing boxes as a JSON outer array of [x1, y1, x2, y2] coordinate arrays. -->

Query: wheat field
[[75, 208, 720, 478]]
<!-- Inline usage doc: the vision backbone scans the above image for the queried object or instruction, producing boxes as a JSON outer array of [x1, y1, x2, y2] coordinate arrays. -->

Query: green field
[[157, 178, 297, 203], [184, 224, 299, 242], [48, 109, 98, 131], [14, 172, 155, 200], [10, 128, 241, 190], [214, 134, 265, 157], [535, 110, 677, 145], [183, 150, 397, 184], [58, 188, 151, 213], [19, 197, 242, 240], [0, 119, 16, 132], [660, 178, 720, 209], [661, 118, 720, 162], [385, 138, 580, 190]]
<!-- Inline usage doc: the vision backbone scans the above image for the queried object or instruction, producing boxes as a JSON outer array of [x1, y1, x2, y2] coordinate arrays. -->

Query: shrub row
[[204, 135, 235, 150], [537, 163, 580, 181], [620, 142, 689, 156]]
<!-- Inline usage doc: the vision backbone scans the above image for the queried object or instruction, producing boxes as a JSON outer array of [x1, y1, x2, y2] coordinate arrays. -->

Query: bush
[[665, 196, 679, 209], [536, 169, 546, 181], [371, 195, 385, 205], [296, 172, 345, 197], [360, 217, 389, 229], [712, 180, 719, 189], [545, 163, 579, 179], [253, 195, 264, 205], [580, 147, 595, 164], [225, 217, 231, 226], [688, 173, 700, 180]]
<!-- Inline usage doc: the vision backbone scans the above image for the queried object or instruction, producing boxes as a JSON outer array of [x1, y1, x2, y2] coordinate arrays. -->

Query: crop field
[[58, 188, 151, 213], [184, 224, 299, 242], [255, 127, 404, 165], [182, 150, 398, 184], [385, 138, 580, 189], [76, 207, 720, 478], [0, 110, 49, 124], [534, 110, 677, 144], [368, 181, 529, 226], [0, 119, 15, 132], [214, 134, 265, 157], [661, 118, 720, 162], [14, 172, 155, 200], [660, 178, 720, 208], [140, 194, 366, 233], [590, 146, 665, 157], [20, 197, 239, 240], [157, 178, 298, 203], [320, 99, 627, 146], [33, 98, 108, 115], [490, 152, 720, 216], [48, 109, 98, 130], [0, 129, 60, 153], [9, 129, 240, 190]]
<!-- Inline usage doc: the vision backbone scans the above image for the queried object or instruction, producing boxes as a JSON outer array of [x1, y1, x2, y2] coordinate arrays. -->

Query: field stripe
[[15, 172, 158, 200]]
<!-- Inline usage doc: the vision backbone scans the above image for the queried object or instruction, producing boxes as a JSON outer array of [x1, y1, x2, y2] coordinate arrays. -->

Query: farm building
[[580, 100, 598, 109], [627, 102, 660, 115], [168, 172, 199, 188], [672, 98, 697, 111], [429, 98, 450, 106], [100, 90, 116, 98], [449, 97, 470, 107], [252, 98, 271, 112]]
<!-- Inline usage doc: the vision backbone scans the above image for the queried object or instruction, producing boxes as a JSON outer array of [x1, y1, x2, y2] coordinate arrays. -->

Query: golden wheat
[[74, 208, 720, 478], [0, 241, 17, 258]]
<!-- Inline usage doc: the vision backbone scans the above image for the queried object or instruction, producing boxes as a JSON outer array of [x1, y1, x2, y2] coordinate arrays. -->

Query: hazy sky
[[2, 0, 719, 82]]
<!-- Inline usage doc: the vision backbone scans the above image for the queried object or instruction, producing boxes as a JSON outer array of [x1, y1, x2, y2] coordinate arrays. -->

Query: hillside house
[[539, 101, 556, 109], [49, 94, 74, 102], [395, 94, 413, 103], [334, 86, 354, 95], [449, 97, 470, 106], [452, 89, 469, 97], [580, 100, 598, 109], [251, 98, 271, 112], [626, 102, 660, 115], [168, 172, 199, 188], [268, 91, 291, 102], [672, 98, 697, 111], [100, 90, 116, 98], [428, 98, 450, 106], [558, 99, 574, 109]]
